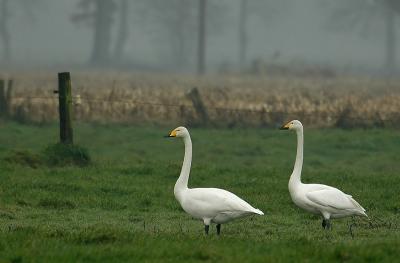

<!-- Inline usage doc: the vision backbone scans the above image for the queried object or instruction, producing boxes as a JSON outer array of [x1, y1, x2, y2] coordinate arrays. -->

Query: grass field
[[0, 122, 399, 262]]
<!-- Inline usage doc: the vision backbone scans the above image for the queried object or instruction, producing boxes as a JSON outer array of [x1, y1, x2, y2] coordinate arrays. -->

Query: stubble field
[[2, 72, 400, 128]]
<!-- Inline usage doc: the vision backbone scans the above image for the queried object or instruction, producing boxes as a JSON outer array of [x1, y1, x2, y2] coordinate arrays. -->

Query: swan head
[[165, 126, 189, 138], [280, 120, 303, 131]]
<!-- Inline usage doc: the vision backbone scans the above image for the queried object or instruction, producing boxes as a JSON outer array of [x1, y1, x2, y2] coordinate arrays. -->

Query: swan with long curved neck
[[166, 126, 264, 235], [280, 120, 367, 229]]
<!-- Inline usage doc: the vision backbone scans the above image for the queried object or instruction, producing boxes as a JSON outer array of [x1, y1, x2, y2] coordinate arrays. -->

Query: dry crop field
[[2, 72, 400, 128]]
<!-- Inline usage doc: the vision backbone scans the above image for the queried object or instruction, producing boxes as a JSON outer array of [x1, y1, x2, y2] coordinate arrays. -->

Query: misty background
[[0, 0, 399, 75]]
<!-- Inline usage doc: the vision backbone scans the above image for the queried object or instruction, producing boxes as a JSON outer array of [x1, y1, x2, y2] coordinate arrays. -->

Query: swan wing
[[306, 188, 366, 212], [187, 188, 263, 215]]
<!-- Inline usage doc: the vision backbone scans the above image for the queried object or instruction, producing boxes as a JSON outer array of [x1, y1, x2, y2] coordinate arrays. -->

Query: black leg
[[216, 224, 221, 235], [322, 219, 331, 230], [326, 220, 331, 230], [205, 225, 209, 235], [322, 219, 327, 229], [348, 217, 356, 238]]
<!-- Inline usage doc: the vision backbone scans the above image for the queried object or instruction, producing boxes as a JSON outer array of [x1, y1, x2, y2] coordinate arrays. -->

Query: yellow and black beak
[[279, 122, 290, 130], [164, 130, 177, 138]]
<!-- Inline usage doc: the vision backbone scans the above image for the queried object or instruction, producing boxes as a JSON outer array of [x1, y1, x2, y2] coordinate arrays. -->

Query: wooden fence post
[[187, 87, 209, 126], [57, 72, 73, 144], [6, 79, 12, 118], [0, 79, 6, 118], [0, 79, 12, 119]]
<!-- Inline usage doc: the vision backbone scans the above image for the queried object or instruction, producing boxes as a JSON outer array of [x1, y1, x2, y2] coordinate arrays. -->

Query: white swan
[[280, 120, 367, 229], [166, 126, 264, 235]]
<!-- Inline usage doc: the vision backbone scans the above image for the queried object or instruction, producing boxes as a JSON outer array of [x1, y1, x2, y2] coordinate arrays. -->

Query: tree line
[[0, 0, 398, 74]]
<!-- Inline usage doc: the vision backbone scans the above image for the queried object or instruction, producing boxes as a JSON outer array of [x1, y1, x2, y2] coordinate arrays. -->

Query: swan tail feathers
[[252, 208, 264, 216], [347, 195, 367, 217], [361, 210, 368, 217], [357, 208, 368, 217]]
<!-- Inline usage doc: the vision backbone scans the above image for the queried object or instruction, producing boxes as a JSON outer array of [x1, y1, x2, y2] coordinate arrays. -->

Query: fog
[[1, 0, 399, 75]]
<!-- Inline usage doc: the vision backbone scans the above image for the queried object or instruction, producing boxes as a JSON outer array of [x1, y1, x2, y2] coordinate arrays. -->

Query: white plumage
[[166, 126, 264, 235], [280, 120, 367, 229]]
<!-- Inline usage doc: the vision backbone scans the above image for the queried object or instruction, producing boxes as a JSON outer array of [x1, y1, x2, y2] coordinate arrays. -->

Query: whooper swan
[[280, 120, 367, 229], [166, 126, 264, 235]]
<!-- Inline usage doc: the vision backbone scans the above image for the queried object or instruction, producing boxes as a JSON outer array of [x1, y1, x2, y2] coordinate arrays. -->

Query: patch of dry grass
[[3, 72, 400, 127]]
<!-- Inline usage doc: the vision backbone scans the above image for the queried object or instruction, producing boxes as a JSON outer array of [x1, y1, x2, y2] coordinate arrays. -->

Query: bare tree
[[135, 0, 197, 70], [238, 0, 248, 71], [196, 0, 228, 74], [113, 0, 129, 62], [385, 0, 400, 12], [0, 0, 11, 62], [381, 0, 400, 72], [324, 0, 400, 74], [175, 0, 192, 67], [72, 0, 117, 66], [237, 0, 292, 71], [384, 4, 396, 72], [197, 0, 206, 75], [0, 0, 41, 63], [136, 0, 225, 73]]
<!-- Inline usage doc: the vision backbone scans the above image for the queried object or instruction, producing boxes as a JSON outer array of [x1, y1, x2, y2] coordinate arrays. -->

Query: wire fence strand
[[8, 95, 400, 123]]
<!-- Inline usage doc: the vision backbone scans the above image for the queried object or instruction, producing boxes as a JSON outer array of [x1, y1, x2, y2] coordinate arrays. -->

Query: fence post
[[57, 72, 73, 144], [0, 79, 5, 118], [187, 87, 209, 126], [6, 79, 12, 118]]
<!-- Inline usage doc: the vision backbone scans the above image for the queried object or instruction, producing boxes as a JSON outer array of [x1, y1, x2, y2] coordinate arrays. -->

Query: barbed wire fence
[[1, 75, 400, 129], [8, 96, 400, 127]]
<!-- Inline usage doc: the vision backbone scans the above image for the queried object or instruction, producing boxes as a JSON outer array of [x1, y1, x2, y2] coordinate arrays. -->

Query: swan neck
[[290, 127, 303, 187], [174, 135, 191, 196]]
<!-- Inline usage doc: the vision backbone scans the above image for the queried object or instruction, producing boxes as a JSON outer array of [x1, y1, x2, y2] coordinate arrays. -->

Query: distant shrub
[[43, 143, 91, 167], [4, 150, 43, 168]]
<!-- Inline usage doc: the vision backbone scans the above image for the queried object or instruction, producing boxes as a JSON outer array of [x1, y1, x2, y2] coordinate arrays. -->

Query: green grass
[[0, 122, 399, 262]]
